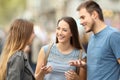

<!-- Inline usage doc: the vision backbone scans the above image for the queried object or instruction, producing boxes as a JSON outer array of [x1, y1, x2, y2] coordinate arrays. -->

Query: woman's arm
[[35, 48, 45, 80], [35, 48, 52, 80]]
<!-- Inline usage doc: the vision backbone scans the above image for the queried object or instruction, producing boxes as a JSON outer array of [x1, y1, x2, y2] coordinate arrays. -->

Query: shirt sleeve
[[6, 53, 24, 80], [110, 32, 120, 59]]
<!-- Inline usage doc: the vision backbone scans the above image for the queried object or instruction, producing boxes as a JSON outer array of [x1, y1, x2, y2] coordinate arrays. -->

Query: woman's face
[[56, 20, 72, 43], [28, 31, 35, 45]]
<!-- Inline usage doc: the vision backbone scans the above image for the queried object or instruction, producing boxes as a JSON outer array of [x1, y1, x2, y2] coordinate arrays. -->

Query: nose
[[80, 19, 84, 26], [58, 29, 63, 34]]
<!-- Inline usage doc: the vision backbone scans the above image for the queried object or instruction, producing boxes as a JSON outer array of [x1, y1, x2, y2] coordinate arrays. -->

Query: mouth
[[82, 23, 87, 26], [57, 36, 64, 40]]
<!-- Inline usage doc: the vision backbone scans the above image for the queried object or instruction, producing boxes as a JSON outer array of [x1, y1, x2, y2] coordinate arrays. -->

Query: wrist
[[76, 75, 80, 80], [82, 63, 87, 69]]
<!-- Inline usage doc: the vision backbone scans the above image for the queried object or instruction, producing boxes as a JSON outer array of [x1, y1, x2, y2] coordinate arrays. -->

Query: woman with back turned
[[0, 19, 35, 80]]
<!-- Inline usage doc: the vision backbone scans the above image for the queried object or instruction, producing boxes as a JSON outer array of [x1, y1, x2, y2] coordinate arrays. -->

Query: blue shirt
[[87, 26, 120, 80], [43, 43, 86, 80]]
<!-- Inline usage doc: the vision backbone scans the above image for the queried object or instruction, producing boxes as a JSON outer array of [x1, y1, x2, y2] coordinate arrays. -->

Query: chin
[[85, 29, 92, 33], [58, 41, 63, 43], [58, 40, 65, 43], [85, 30, 89, 33]]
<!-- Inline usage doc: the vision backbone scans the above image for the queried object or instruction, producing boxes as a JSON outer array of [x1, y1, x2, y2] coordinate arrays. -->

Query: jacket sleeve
[[6, 53, 24, 80]]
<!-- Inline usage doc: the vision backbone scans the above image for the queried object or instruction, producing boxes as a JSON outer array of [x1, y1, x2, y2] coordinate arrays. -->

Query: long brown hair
[[56, 17, 82, 50], [0, 19, 33, 80]]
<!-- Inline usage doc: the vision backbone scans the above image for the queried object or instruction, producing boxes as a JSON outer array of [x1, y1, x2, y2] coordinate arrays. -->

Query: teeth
[[58, 36, 64, 39], [58, 37, 63, 39]]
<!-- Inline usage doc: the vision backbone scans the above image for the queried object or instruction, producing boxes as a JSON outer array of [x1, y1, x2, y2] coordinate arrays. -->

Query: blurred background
[[0, 0, 120, 71]]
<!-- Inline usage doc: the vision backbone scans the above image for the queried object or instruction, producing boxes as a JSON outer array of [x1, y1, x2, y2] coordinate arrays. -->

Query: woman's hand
[[65, 70, 80, 80], [35, 64, 52, 80], [40, 64, 52, 75]]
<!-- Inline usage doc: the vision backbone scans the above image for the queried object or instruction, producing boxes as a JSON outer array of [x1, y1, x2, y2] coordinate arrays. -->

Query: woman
[[35, 17, 86, 80], [0, 19, 35, 80]]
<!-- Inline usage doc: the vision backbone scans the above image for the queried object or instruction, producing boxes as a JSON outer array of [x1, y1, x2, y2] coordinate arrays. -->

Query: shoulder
[[74, 49, 86, 59], [108, 26, 120, 39], [7, 51, 25, 71], [41, 44, 49, 54], [107, 26, 118, 34], [42, 43, 55, 54], [42, 44, 49, 50], [110, 31, 120, 38], [110, 31, 120, 42], [8, 51, 25, 63]]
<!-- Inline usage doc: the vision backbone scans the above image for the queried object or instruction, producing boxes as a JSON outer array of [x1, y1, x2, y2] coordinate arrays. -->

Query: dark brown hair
[[77, 1, 104, 21], [56, 17, 82, 49]]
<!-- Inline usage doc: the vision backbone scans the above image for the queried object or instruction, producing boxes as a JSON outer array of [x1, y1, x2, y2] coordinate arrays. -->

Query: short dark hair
[[56, 17, 82, 49], [77, 1, 104, 21]]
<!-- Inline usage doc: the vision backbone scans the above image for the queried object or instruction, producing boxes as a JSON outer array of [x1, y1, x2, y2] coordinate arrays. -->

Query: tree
[[0, 0, 25, 28]]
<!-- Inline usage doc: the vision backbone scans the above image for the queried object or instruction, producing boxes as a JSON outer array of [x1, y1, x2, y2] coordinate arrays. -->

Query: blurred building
[[24, 0, 120, 31], [97, 0, 120, 30]]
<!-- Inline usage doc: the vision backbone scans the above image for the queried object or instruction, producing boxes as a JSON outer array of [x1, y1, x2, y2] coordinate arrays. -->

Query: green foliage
[[0, 0, 25, 28]]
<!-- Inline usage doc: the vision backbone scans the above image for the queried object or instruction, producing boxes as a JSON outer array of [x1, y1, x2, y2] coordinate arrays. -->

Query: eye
[[56, 27, 60, 30], [80, 16, 85, 20], [63, 29, 67, 32]]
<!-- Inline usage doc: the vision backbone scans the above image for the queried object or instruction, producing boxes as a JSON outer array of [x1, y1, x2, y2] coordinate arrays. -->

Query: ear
[[70, 32, 72, 37], [91, 10, 98, 19]]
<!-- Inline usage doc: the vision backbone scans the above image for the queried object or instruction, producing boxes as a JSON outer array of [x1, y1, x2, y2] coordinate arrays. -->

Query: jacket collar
[[23, 53, 35, 78]]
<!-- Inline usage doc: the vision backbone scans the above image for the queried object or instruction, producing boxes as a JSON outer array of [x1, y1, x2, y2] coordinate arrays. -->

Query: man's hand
[[69, 59, 86, 67]]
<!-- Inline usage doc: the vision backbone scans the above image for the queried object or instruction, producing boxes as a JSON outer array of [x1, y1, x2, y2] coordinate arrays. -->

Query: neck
[[93, 20, 107, 34], [57, 42, 73, 54]]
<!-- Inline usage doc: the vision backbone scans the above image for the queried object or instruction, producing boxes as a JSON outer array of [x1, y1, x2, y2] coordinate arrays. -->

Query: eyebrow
[[80, 15, 85, 19]]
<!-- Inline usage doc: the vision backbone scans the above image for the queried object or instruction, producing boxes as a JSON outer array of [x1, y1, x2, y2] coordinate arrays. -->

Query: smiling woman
[[56, 20, 72, 44], [35, 16, 86, 80]]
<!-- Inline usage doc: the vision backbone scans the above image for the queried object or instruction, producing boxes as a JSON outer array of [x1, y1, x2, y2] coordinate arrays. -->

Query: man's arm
[[79, 58, 87, 80], [110, 32, 120, 64]]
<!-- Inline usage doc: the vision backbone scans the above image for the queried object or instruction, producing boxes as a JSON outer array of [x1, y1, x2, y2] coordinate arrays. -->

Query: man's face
[[79, 8, 95, 33]]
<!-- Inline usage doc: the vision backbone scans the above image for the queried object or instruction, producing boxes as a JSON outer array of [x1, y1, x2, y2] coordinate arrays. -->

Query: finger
[[41, 66, 47, 70], [65, 72, 71, 79], [65, 70, 75, 77], [69, 60, 75, 65], [80, 61, 86, 66], [77, 60, 80, 65], [41, 63, 45, 67], [46, 66, 52, 73], [69, 60, 78, 66], [65, 71, 74, 80]]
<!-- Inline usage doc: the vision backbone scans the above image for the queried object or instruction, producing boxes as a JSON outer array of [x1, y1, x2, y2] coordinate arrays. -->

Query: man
[[69, 1, 120, 80]]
